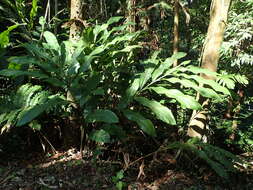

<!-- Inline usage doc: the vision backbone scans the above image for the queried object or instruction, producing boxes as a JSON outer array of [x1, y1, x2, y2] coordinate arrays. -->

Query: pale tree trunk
[[69, 0, 83, 42], [187, 0, 231, 141], [173, 0, 179, 67], [63, 0, 84, 151]]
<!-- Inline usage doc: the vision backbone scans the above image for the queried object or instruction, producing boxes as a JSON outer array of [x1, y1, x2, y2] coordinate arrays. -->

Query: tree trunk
[[187, 0, 231, 141], [173, 0, 179, 67], [127, 0, 136, 32], [69, 0, 83, 42], [63, 0, 84, 149]]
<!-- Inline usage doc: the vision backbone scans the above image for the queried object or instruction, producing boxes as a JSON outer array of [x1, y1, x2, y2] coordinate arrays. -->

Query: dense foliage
[[0, 0, 252, 188]]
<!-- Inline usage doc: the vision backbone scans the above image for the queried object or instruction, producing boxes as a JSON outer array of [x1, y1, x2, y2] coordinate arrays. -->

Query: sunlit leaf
[[135, 97, 176, 125], [150, 87, 201, 110]]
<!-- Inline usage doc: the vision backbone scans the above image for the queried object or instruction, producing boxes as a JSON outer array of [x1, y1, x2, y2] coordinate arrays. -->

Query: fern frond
[[0, 84, 66, 132]]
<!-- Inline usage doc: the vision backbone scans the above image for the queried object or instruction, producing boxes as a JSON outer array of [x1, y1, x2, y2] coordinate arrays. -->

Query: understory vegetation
[[0, 0, 253, 189]]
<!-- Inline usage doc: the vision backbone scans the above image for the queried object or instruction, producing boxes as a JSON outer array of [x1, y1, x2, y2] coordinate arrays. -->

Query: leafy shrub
[[167, 138, 243, 179], [0, 17, 140, 143], [118, 51, 233, 137]]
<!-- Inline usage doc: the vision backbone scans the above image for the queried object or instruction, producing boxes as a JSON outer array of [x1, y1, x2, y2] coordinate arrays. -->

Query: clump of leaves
[[118, 51, 233, 137], [0, 17, 140, 143], [167, 138, 244, 179], [0, 83, 65, 133]]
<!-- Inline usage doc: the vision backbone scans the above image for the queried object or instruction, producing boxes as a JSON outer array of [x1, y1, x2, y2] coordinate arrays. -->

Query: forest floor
[[1, 148, 253, 190]]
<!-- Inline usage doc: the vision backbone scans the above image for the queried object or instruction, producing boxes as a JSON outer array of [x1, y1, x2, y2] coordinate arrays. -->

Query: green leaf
[[135, 97, 176, 125], [0, 24, 19, 48], [17, 104, 47, 126], [171, 52, 187, 59], [102, 124, 126, 139], [139, 68, 153, 89], [107, 16, 123, 25], [89, 129, 110, 143], [86, 109, 119, 123], [196, 87, 221, 100], [112, 45, 141, 56], [186, 66, 217, 77], [165, 78, 221, 100], [152, 57, 174, 81], [119, 77, 140, 109], [43, 31, 60, 51], [150, 87, 201, 110], [0, 69, 29, 77], [123, 110, 156, 137], [181, 74, 231, 95]]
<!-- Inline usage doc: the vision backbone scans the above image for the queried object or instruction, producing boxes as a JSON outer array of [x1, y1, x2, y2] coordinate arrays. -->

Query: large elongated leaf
[[123, 110, 156, 137], [139, 66, 154, 89], [119, 77, 140, 109], [165, 78, 221, 100], [152, 58, 173, 81], [86, 109, 119, 123], [135, 97, 176, 125], [150, 87, 201, 110], [186, 66, 217, 77], [0, 69, 29, 77], [181, 74, 231, 95]]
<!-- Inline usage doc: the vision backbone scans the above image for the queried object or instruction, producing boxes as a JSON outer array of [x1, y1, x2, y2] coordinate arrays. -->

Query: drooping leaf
[[123, 110, 156, 137], [86, 109, 119, 123], [135, 97, 176, 125]]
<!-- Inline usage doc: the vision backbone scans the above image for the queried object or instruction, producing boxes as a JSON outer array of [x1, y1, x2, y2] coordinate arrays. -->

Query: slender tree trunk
[[69, 0, 83, 42], [187, 0, 232, 140], [62, 0, 84, 150], [127, 0, 136, 32], [173, 0, 179, 67]]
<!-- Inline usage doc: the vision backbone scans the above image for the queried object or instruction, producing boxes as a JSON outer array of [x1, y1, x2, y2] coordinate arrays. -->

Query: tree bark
[[69, 0, 83, 42], [62, 0, 84, 149], [127, 0, 136, 32], [173, 0, 179, 67], [187, 0, 232, 141]]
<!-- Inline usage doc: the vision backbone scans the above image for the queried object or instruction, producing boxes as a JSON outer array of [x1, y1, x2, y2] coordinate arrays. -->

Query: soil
[[1, 148, 253, 190]]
